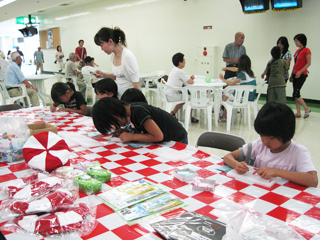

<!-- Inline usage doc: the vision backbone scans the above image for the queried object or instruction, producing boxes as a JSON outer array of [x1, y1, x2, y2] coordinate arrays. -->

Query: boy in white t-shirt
[[223, 102, 318, 187], [165, 52, 198, 123]]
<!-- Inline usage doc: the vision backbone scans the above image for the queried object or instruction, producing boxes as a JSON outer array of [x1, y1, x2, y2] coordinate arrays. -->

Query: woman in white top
[[55, 45, 64, 73], [94, 27, 140, 97]]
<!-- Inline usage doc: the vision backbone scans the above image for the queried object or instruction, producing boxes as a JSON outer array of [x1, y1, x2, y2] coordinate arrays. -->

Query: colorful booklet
[[98, 179, 166, 210], [169, 213, 226, 240], [118, 193, 184, 222]]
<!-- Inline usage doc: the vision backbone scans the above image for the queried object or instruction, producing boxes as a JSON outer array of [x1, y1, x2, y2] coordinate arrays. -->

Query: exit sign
[[16, 17, 36, 24]]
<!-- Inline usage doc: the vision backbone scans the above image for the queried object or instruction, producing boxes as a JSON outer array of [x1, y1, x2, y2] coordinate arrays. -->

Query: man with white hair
[[222, 32, 246, 79], [65, 52, 86, 97], [4, 51, 40, 106]]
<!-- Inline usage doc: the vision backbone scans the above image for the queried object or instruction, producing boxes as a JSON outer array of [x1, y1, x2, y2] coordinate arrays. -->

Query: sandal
[[218, 116, 226, 122], [170, 111, 178, 120], [191, 117, 199, 123], [295, 114, 301, 118], [304, 110, 311, 118]]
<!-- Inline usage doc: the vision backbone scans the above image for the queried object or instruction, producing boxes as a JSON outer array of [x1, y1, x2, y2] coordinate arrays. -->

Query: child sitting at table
[[92, 97, 188, 144], [223, 102, 318, 187], [219, 54, 256, 121], [94, 78, 118, 99], [50, 82, 87, 115], [165, 52, 198, 123], [121, 88, 147, 104]]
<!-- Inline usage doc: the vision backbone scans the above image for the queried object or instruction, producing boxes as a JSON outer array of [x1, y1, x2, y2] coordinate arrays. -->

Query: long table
[[0, 108, 319, 239]]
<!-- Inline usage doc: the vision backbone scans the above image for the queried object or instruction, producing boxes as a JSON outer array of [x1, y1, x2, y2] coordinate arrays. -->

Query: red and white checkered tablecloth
[[1, 107, 320, 240]]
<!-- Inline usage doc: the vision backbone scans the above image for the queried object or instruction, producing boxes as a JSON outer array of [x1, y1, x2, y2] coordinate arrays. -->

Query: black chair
[[195, 131, 246, 152], [86, 105, 93, 117], [0, 104, 22, 112]]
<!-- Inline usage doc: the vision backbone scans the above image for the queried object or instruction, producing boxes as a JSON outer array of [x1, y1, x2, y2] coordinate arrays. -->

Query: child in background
[[261, 46, 288, 104], [165, 52, 198, 123], [92, 97, 188, 144], [219, 54, 256, 121], [50, 82, 87, 115], [223, 102, 318, 187], [94, 78, 118, 99], [121, 88, 147, 104]]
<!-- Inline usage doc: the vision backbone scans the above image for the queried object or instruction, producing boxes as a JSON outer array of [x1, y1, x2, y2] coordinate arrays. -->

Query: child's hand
[[235, 162, 249, 174], [119, 132, 134, 143], [253, 167, 278, 179], [50, 105, 57, 112], [219, 73, 224, 80], [57, 108, 67, 112], [261, 73, 265, 79], [95, 70, 105, 78]]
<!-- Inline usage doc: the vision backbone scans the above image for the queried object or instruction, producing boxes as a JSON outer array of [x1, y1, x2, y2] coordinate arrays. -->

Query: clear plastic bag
[[211, 202, 304, 240], [0, 117, 30, 162], [0, 198, 97, 238]]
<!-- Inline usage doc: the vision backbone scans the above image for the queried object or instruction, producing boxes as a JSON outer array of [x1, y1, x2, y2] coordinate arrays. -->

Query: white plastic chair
[[83, 73, 95, 104], [185, 86, 214, 132], [157, 81, 187, 117], [249, 81, 266, 118], [219, 85, 256, 131], [0, 81, 31, 107], [144, 70, 165, 106], [54, 73, 79, 91]]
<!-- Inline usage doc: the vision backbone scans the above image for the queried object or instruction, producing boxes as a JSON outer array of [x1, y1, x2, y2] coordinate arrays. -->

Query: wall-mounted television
[[271, 0, 302, 10], [239, 0, 270, 13]]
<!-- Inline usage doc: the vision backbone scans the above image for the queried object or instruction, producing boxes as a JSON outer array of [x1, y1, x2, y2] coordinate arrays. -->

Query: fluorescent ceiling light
[[105, 0, 159, 11], [0, 0, 16, 8], [55, 12, 91, 21]]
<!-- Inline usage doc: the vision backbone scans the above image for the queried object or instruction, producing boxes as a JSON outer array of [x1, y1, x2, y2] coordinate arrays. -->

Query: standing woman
[[290, 34, 311, 118], [55, 45, 64, 73], [7, 50, 11, 60], [277, 36, 291, 83], [94, 27, 140, 97]]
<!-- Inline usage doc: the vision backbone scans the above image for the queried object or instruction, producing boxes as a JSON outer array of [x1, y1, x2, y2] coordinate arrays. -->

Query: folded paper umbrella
[[23, 131, 71, 172]]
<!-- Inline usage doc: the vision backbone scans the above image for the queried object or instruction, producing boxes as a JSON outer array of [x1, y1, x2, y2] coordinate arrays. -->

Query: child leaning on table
[[92, 97, 188, 144], [223, 102, 318, 187], [50, 82, 87, 115]]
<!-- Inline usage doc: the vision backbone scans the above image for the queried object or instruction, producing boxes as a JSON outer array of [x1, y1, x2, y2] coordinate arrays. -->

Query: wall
[[1, 0, 320, 100]]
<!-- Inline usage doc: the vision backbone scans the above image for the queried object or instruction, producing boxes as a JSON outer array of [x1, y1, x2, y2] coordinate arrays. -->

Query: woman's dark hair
[[271, 46, 281, 60], [56, 45, 62, 51], [94, 27, 127, 47], [121, 88, 147, 104], [7, 50, 11, 55], [78, 39, 84, 44], [237, 55, 254, 78], [51, 82, 72, 103], [92, 97, 128, 134], [172, 52, 184, 67], [277, 36, 289, 56], [254, 102, 295, 143], [94, 78, 118, 99], [294, 34, 307, 47]]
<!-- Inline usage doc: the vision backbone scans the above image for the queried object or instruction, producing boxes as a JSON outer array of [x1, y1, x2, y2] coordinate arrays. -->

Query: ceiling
[[0, 0, 104, 23]]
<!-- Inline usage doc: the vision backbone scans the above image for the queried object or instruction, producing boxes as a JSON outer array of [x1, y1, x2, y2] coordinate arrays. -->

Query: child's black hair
[[66, 82, 76, 92], [51, 82, 72, 103], [254, 102, 295, 143], [92, 97, 128, 134], [121, 88, 147, 104], [238, 55, 254, 78], [94, 78, 118, 99], [271, 46, 281, 60], [172, 52, 184, 67]]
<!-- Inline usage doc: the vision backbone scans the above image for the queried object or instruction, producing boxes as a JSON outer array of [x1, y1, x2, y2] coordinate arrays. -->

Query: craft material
[[173, 168, 198, 182], [86, 165, 111, 182], [74, 175, 102, 194]]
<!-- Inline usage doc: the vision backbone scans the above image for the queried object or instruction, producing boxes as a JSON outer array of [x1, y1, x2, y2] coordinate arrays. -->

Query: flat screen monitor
[[240, 0, 270, 13], [271, 0, 302, 10]]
